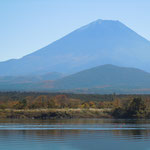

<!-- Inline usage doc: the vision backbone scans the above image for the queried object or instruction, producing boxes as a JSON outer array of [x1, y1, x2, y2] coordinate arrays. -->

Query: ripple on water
[[0, 120, 150, 150]]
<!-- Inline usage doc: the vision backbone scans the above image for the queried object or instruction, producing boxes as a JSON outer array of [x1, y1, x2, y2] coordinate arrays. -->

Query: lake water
[[0, 119, 150, 150]]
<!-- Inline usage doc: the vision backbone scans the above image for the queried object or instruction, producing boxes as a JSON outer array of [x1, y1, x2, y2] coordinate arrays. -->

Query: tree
[[127, 98, 147, 118]]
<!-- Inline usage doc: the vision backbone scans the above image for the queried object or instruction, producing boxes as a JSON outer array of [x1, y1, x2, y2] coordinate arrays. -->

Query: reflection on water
[[1, 119, 150, 150]]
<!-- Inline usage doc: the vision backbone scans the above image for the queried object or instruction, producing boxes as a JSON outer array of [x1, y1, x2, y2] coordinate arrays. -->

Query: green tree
[[127, 98, 147, 118]]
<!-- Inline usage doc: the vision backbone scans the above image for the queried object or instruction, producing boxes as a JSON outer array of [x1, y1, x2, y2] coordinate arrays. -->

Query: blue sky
[[0, 0, 150, 61]]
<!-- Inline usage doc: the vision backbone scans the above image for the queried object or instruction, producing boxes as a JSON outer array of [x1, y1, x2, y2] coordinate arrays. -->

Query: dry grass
[[0, 108, 112, 119]]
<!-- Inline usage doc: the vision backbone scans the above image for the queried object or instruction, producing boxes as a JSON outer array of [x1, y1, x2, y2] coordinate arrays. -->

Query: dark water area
[[1, 119, 150, 150]]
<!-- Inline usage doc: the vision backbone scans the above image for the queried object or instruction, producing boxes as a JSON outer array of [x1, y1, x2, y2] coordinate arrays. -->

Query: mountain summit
[[1, 19, 150, 76]]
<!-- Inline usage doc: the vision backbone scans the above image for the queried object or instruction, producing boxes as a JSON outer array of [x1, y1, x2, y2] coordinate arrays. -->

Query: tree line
[[0, 92, 150, 118]]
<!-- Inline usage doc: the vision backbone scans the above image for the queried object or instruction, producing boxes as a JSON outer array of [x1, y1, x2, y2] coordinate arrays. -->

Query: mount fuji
[[0, 19, 150, 76]]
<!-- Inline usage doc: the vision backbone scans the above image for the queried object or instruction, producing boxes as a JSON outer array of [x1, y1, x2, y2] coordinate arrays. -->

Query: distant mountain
[[0, 72, 64, 84], [52, 64, 150, 91], [1, 19, 150, 76], [1, 64, 150, 94]]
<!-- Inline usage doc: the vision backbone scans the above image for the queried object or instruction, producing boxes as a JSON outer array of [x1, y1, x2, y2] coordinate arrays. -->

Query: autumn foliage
[[0, 92, 150, 119]]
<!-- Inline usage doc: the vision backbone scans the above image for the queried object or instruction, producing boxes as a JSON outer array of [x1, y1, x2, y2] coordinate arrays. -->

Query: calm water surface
[[0, 119, 150, 150]]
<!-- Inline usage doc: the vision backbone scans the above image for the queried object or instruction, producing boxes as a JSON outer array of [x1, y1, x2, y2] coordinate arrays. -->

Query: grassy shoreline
[[0, 92, 149, 119], [0, 108, 112, 119]]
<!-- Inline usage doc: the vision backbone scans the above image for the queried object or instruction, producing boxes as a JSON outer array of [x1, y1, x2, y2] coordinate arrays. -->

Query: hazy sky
[[0, 0, 150, 61]]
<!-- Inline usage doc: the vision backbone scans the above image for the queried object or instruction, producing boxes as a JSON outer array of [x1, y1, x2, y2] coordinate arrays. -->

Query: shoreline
[[0, 108, 112, 119]]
